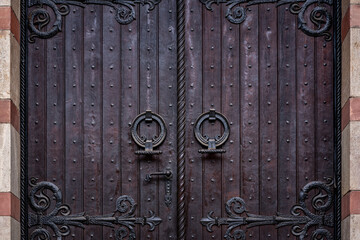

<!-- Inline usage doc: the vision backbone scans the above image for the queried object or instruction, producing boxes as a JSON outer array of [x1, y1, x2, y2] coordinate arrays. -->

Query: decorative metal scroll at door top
[[201, 178, 334, 240], [28, 179, 162, 240], [27, 0, 162, 42], [200, 0, 333, 41], [194, 109, 230, 153], [27, 0, 333, 42]]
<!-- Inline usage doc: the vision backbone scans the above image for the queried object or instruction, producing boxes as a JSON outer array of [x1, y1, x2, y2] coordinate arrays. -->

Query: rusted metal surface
[[26, 1, 334, 239]]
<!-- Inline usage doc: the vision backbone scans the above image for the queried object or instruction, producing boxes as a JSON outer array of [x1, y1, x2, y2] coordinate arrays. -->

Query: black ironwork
[[194, 109, 230, 154], [201, 179, 334, 239], [20, 0, 29, 239], [176, 0, 186, 238], [28, 180, 162, 240], [199, 0, 333, 41], [131, 110, 167, 155], [333, 0, 342, 238], [27, 0, 162, 42], [144, 169, 173, 207]]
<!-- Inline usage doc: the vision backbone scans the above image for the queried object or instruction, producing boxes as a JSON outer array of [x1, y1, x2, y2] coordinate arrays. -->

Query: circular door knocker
[[131, 110, 167, 155], [194, 109, 230, 154]]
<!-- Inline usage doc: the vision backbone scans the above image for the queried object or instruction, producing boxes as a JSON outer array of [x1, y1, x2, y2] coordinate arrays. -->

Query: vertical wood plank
[[102, 5, 121, 239], [120, 5, 140, 237], [158, 0, 178, 238], [277, 5, 297, 239], [202, 3, 222, 239], [185, 1, 203, 239], [314, 18, 334, 237], [27, 38, 47, 184], [296, 16, 316, 195], [46, 24, 65, 194], [315, 37, 334, 180], [83, 5, 103, 239], [258, 4, 278, 239], [221, 3, 241, 237], [139, 4, 159, 239], [64, 5, 84, 239], [240, 5, 260, 240]]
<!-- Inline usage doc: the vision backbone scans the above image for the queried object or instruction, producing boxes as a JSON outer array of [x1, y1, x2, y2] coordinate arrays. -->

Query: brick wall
[[0, 0, 20, 239]]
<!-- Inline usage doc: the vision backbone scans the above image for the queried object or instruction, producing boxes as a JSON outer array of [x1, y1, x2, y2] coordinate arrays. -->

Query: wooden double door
[[26, 0, 335, 239]]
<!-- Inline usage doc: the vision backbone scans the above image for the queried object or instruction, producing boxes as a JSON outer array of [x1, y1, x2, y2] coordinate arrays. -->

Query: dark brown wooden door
[[26, 1, 335, 239]]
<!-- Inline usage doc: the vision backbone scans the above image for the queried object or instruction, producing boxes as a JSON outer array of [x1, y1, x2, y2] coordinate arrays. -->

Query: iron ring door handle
[[131, 110, 167, 155], [194, 109, 230, 153]]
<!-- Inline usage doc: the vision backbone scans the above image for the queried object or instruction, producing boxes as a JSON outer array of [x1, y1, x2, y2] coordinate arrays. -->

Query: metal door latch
[[194, 109, 230, 154], [144, 169, 173, 207]]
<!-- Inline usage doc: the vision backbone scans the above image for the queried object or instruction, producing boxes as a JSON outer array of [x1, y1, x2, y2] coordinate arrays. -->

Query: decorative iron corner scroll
[[28, 0, 162, 42], [28, 180, 162, 240], [199, 0, 333, 41], [201, 178, 334, 239]]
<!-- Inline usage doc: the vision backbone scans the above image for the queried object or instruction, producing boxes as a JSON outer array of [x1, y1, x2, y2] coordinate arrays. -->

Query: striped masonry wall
[[341, 1, 360, 239]]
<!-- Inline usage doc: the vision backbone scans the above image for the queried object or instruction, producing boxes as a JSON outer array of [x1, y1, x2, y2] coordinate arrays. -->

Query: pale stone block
[[342, 33, 351, 107], [0, 31, 11, 100], [0, 0, 10, 6], [349, 122, 360, 192], [0, 216, 11, 240], [342, 122, 360, 195], [0, 124, 12, 193], [10, 217, 19, 240], [0, 124, 20, 198], [10, 124, 19, 198], [342, 28, 360, 107], [342, 215, 360, 240], [342, 124, 350, 196], [342, 216, 350, 240], [0, 30, 19, 107], [0, 217, 19, 240], [10, 37, 19, 108], [350, 29, 360, 99]]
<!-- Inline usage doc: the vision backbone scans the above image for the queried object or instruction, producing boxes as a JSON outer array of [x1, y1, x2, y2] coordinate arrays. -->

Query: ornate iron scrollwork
[[194, 109, 230, 153], [199, 0, 333, 41], [131, 110, 167, 155], [201, 178, 334, 239], [28, 0, 162, 42], [28, 180, 162, 240]]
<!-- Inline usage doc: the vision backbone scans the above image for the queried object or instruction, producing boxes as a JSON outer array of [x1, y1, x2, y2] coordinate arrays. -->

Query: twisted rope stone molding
[[199, 0, 333, 41], [28, 180, 162, 240], [201, 178, 334, 240]]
